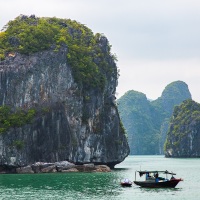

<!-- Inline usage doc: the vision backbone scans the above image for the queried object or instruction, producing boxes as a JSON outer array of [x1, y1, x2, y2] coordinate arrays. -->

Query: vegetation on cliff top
[[0, 15, 117, 90]]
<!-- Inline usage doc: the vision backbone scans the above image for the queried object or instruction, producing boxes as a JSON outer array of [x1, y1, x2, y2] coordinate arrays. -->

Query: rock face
[[117, 81, 191, 155], [0, 17, 129, 169], [165, 99, 200, 157]]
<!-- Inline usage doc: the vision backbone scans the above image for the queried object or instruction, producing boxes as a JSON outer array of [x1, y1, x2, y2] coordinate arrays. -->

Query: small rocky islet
[[1, 161, 111, 174]]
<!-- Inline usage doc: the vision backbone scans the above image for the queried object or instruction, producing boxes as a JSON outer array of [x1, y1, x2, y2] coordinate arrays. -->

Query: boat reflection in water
[[134, 170, 183, 188]]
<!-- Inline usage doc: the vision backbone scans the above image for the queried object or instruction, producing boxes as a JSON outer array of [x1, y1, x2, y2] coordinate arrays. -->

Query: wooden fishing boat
[[134, 170, 183, 188]]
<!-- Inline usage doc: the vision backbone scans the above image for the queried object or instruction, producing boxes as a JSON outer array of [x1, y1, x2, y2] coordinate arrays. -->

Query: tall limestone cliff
[[165, 99, 200, 157], [0, 15, 129, 169], [117, 81, 191, 155]]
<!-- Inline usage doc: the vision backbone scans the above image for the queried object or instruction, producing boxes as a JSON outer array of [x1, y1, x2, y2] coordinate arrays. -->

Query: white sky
[[1, 0, 200, 102]]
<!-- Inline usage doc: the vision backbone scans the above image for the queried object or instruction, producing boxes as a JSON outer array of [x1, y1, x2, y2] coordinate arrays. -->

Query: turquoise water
[[0, 156, 199, 200]]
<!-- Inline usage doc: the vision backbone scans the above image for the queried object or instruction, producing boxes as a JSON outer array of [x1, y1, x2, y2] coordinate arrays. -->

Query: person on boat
[[146, 172, 151, 179], [124, 178, 129, 183], [155, 173, 159, 182]]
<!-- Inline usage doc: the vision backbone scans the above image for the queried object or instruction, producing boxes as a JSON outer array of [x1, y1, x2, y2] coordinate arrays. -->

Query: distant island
[[117, 80, 191, 155], [165, 99, 200, 157]]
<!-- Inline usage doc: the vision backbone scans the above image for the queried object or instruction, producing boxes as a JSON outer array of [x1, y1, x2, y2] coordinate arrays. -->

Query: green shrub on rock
[[0, 15, 116, 91], [0, 106, 36, 134]]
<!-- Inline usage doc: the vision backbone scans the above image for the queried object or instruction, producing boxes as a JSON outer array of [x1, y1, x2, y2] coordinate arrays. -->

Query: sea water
[[0, 155, 199, 200]]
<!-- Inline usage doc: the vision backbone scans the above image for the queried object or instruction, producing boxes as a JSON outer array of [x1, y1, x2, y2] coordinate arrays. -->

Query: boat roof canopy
[[137, 170, 176, 176]]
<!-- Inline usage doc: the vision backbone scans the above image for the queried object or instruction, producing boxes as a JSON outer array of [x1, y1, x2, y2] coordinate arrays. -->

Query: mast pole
[[135, 171, 136, 181]]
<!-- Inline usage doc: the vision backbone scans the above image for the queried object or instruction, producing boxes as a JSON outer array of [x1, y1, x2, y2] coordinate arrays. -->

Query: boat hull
[[121, 183, 132, 187], [134, 179, 182, 188]]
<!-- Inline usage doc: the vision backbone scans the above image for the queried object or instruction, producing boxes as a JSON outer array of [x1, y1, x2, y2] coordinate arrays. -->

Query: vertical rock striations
[[0, 15, 129, 169]]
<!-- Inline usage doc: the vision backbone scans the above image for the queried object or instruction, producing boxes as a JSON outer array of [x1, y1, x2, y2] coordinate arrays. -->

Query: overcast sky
[[1, 0, 200, 102]]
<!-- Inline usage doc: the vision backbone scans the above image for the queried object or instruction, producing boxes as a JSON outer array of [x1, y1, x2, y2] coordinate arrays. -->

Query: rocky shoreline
[[0, 161, 111, 174]]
